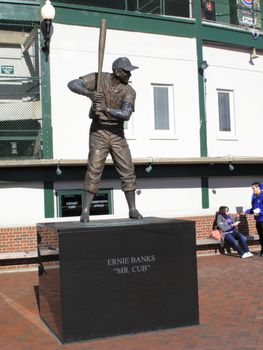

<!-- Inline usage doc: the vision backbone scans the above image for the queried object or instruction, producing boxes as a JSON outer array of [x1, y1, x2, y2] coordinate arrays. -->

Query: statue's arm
[[68, 78, 91, 97], [67, 78, 103, 103], [106, 102, 134, 121]]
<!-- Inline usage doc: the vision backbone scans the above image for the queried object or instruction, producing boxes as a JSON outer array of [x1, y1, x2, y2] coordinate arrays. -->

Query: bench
[[0, 235, 259, 265], [0, 247, 58, 261], [197, 234, 260, 247]]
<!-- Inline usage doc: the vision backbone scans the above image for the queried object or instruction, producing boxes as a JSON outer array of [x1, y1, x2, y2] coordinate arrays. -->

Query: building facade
[[0, 0, 263, 228]]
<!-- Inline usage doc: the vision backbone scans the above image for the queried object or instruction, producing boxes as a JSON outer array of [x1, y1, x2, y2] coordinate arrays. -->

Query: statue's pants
[[84, 121, 137, 194]]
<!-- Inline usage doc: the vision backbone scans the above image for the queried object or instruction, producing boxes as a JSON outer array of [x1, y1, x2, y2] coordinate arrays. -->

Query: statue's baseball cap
[[112, 57, 138, 71]]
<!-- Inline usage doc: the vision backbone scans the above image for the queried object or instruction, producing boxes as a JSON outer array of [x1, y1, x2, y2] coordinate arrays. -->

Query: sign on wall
[[57, 189, 112, 217], [1, 65, 14, 74], [61, 194, 82, 217], [236, 0, 261, 28]]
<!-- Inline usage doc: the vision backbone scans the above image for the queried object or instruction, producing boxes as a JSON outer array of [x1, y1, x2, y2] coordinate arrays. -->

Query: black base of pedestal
[[37, 217, 199, 343]]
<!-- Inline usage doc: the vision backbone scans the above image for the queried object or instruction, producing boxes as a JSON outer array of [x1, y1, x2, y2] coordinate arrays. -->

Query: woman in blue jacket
[[245, 182, 263, 257]]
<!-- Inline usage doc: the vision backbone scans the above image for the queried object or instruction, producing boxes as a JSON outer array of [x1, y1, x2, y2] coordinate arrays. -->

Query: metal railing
[[53, 0, 262, 29], [0, 22, 42, 159]]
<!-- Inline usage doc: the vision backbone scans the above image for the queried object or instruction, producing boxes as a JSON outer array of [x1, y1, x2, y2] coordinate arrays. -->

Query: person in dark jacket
[[216, 206, 253, 258], [244, 182, 263, 256]]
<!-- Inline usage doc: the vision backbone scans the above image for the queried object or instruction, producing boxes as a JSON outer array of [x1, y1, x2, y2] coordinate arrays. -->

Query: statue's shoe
[[80, 208, 90, 223], [129, 209, 143, 219]]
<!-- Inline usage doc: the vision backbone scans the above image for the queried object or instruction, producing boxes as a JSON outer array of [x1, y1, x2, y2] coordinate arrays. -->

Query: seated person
[[215, 206, 253, 258]]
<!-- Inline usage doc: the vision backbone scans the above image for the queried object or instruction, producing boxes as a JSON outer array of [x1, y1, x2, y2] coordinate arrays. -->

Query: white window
[[217, 89, 237, 139], [123, 116, 135, 139], [124, 80, 135, 139], [151, 84, 176, 139]]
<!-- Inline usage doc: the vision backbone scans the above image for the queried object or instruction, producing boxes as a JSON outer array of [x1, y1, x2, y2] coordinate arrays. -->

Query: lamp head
[[56, 165, 62, 176], [145, 164, 152, 173], [40, 1, 55, 59], [200, 60, 208, 70], [41, 0, 55, 20], [56, 159, 62, 176], [228, 162, 234, 171]]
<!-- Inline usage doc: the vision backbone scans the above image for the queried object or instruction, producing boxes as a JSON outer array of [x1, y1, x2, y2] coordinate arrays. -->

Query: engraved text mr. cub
[[107, 255, 156, 274]]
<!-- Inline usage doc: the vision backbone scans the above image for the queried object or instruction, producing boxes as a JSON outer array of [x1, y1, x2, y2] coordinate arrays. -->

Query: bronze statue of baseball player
[[68, 57, 143, 223]]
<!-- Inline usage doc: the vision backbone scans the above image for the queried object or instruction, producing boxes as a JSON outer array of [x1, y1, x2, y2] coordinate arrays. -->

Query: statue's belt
[[94, 119, 123, 126]]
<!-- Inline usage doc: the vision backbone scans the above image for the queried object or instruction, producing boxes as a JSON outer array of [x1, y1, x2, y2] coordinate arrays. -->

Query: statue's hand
[[90, 92, 104, 103], [91, 92, 107, 112]]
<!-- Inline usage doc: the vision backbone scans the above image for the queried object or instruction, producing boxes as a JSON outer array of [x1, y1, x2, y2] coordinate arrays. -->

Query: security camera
[[251, 28, 260, 40]]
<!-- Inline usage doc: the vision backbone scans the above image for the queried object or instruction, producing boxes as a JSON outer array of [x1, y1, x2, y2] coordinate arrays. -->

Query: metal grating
[[0, 22, 42, 159]]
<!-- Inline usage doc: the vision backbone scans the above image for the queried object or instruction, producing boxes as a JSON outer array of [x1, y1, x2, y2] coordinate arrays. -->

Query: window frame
[[216, 88, 237, 140], [150, 83, 177, 140], [124, 79, 136, 139], [124, 114, 136, 140]]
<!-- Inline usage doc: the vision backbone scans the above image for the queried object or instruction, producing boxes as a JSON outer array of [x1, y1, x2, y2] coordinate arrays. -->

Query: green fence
[[55, 0, 191, 17], [0, 21, 42, 159], [54, 0, 262, 27]]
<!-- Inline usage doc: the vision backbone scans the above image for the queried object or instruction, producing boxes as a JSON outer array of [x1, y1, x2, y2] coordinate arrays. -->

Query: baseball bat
[[97, 18, 107, 92]]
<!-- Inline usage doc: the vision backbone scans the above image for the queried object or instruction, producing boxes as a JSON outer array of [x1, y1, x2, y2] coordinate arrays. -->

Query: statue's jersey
[[81, 72, 136, 123]]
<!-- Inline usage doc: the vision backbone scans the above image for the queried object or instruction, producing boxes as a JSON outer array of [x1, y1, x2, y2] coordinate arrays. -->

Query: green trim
[[1, 2, 263, 49], [201, 177, 209, 209], [215, 1, 231, 25], [0, 3, 39, 22], [40, 0, 53, 159], [202, 23, 263, 49], [40, 54, 53, 158], [197, 64, 208, 157], [1, 163, 263, 182], [43, 180, 54, 218], [194, 0, 208, 158], [53, 3, 196, 38]]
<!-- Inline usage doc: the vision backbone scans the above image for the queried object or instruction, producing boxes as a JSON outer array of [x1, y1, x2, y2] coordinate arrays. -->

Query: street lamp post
[[40, 0, 56, 59]]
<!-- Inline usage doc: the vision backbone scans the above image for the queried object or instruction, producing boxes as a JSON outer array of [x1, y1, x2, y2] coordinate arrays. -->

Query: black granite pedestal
[[37, 217, 199, 343]]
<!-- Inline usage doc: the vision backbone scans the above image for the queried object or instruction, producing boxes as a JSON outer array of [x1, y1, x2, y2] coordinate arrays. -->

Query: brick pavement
[[0, 254, 263, 350]]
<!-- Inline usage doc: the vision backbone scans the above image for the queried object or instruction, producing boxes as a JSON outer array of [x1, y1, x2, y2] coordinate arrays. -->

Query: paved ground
[[0, 253, 263, 350]]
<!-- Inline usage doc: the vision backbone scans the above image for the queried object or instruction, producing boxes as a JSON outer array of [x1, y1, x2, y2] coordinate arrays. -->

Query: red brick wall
[[179, 214, 257, 240], [0, 226, 37, 254], [0, 214, 259, 269]]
